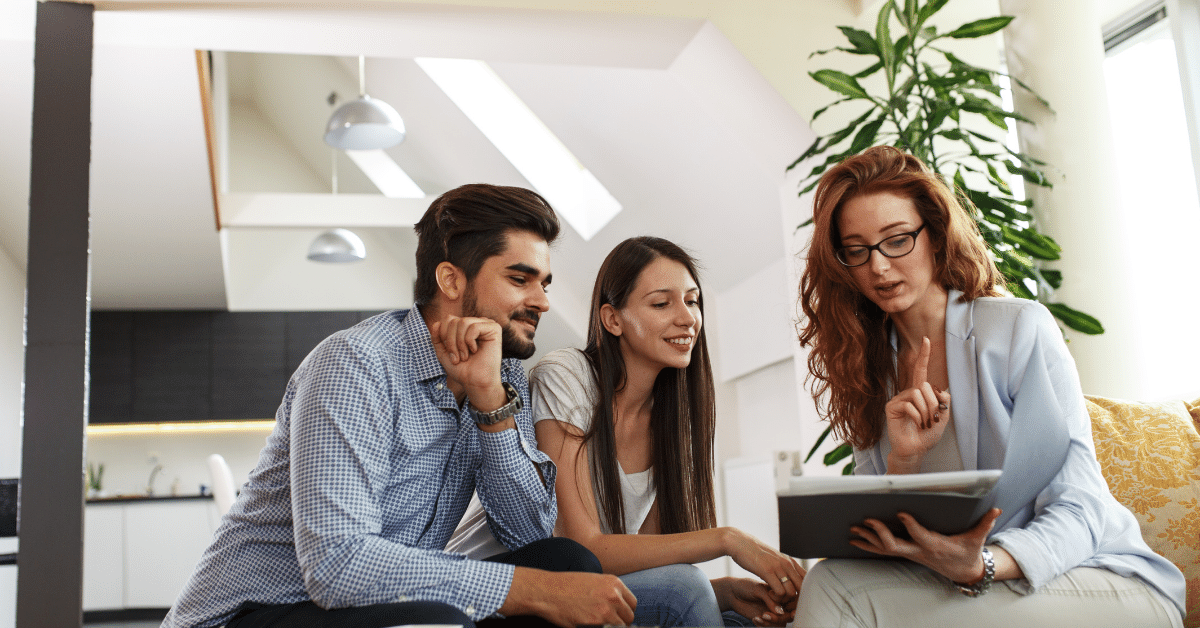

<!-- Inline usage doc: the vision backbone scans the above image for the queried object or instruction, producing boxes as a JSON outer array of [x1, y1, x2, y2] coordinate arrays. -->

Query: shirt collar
[[402, 304, 449, 384]]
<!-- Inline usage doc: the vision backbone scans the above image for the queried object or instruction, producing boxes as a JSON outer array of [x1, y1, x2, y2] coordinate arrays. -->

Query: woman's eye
[[652, 302, 668, 309], [884, 235, 912, 251]]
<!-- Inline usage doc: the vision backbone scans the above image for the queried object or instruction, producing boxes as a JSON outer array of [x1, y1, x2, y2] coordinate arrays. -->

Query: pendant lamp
[[324, 56, 405, 150], [307, 229, 366, 263]]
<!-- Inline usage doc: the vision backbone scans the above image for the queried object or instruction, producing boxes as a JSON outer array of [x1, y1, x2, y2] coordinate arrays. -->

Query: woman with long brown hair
[[793, 145, 1184, 627], [534, 236, 805, 627]]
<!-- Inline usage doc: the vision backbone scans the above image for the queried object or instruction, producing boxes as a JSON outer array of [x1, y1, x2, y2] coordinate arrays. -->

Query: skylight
[[415, 57, 622, 241], [344, 149, 425, 199]]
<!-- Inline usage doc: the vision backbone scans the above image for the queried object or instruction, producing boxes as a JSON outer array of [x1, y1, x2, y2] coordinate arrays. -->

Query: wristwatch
[[955, 547, 995, 597], [470, 382, 522, 426]]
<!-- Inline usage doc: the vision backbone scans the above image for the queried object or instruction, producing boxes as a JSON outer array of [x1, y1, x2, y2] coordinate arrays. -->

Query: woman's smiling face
[[606, 256, 702, 373], [837, 191, 941, 316]]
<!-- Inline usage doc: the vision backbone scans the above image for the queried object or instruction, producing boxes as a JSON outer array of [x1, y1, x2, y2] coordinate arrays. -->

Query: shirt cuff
[[451, 557, 515, 620], [478, 425, 555, 481], [991, 529, 1051, 591]]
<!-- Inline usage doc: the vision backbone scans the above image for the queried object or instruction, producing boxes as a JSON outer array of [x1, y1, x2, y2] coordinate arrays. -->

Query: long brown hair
[[581, 236, 717, 534], [798, 146, 1003, 448]]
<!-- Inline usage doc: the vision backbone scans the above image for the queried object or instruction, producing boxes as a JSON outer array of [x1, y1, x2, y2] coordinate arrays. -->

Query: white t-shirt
[[530, 348, 657, 535], [446, 348, 657, 559]]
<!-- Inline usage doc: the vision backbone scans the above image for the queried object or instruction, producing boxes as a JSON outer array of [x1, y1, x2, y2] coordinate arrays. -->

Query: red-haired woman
[[794, 146, 1184, 627]]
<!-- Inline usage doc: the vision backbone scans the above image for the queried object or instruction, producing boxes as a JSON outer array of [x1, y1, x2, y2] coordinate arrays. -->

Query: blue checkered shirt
[[161, 308, 557, 628]]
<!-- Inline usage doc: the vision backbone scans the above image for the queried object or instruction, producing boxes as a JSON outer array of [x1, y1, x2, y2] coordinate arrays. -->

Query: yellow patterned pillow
[[1086, 395, 1200, 627]]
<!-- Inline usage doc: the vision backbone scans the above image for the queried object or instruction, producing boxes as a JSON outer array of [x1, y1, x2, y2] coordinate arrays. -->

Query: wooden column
[[17, 3, 93, 627]]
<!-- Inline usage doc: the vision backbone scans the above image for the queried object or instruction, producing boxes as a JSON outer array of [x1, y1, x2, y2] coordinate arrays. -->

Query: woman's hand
[[886, 336, 952, 473], [850, 508, 1002, 583], [711, 577, 797, 627], [722, 528, 806, 599]]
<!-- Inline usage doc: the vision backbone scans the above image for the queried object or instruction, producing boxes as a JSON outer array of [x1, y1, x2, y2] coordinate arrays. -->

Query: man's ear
[[435, 261, 467, 301], [599, 303, 622, 337]]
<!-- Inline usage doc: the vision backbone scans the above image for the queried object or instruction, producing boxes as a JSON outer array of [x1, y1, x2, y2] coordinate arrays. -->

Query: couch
[[1087, 395, 1200, 627]]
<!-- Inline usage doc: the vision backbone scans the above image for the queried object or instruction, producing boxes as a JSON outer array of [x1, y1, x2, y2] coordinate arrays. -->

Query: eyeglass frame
[[835, 223, 927, 267]]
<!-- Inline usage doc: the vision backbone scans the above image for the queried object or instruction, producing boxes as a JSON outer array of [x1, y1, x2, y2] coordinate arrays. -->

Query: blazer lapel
[[944, 291, 979, 471]]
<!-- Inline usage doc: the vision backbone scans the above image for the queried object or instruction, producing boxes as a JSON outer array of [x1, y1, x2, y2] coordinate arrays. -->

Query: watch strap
[[955, 547, 995, 597], [470, 382, 522, 426]]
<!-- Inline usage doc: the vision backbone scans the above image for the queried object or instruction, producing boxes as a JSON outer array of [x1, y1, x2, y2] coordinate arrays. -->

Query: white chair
[[207, 453, 237, 516]]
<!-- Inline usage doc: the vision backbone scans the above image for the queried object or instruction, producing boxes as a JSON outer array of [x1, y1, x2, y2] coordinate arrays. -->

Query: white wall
[[85, 430, 271, 500], [0, 229, 25, 628]]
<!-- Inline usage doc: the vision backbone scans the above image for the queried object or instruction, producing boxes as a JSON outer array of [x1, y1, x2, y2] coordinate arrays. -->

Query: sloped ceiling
[[3, 2, 815, 360]]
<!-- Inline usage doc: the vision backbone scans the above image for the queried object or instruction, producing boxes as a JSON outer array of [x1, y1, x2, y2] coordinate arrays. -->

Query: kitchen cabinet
[[83, 504, 124, 610], [89, 310, 382, 423], [133, 311, 211, 423], [83, 497, 220, 611], [89, 312, 133, 424], [211, 312, 287, 420]]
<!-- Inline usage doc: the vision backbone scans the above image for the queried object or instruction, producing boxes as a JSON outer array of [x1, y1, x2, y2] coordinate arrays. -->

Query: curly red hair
[[798, 146, 1003, 448]]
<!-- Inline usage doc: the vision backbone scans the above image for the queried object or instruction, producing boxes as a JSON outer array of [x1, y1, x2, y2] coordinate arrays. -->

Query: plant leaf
[[947, 16, 1014, 39], [877, 0, 897, 88], [811, 69, 870, 99], [1002, 225, 1061, 260], [824, 442, 854, 466], [1046, 303, 1105, 335], [917, 0, 952, 26], [838, 26, 880, 55], [854, 60, 886, 79], [1004, 160, 1051, 187], [787, 136, 823, 172], [849, 116, 887, 154], [1038, 268, 1063, 289], [804, 425, 833, 463]]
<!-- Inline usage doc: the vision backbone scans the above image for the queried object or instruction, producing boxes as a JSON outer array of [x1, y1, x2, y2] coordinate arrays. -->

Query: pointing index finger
[[911, 336, 931, 389]]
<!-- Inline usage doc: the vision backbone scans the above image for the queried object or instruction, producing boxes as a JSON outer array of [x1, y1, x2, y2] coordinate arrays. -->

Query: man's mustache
[[512, 310, 541, 328]]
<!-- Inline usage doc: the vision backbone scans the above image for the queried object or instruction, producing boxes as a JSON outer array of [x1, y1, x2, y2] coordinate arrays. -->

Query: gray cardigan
[[854, 290, 1185, 614]]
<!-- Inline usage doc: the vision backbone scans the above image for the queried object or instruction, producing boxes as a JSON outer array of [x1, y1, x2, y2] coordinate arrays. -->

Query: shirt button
[[436, 383, 444, 390], [466, 606, 476, 615], [397, 595, 410, 602]]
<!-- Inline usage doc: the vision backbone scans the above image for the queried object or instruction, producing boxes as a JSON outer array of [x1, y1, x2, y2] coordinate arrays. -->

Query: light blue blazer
[[853, 290, 1185, 614]]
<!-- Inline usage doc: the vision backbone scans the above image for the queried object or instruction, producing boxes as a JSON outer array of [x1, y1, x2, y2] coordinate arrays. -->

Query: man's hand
[[430, 315, 507, 413], [501, 568, 636, 628]]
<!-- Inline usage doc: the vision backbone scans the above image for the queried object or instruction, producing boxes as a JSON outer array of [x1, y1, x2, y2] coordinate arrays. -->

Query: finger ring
[[779, 576, 789, 583]]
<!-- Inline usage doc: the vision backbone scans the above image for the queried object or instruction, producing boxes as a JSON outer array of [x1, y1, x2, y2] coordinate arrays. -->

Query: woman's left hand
[[712, 577, 797, 627], [849, 508, 1002, 583]]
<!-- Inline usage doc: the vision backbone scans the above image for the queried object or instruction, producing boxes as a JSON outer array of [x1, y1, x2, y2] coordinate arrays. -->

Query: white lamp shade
[[307, 229, 366, 263], [324, 95, 406, 150]]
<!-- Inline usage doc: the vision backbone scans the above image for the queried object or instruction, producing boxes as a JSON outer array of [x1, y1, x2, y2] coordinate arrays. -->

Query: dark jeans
[[226, 537, 601, 628]]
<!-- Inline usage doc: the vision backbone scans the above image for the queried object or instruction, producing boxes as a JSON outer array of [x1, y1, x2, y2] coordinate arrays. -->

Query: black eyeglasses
[[836, 224, 926, 267]]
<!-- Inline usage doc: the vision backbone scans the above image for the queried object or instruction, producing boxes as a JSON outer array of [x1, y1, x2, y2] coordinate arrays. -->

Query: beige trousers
[[796, 559, 1182, 628]]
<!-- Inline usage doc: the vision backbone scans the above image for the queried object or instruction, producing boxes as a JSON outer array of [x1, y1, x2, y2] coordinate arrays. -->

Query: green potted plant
[[87, 462, 104, 498], [793, 0, 1103, 472]]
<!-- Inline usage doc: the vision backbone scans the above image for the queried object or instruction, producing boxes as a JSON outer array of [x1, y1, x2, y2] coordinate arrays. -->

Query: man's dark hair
[[413, 184, 561, 305]]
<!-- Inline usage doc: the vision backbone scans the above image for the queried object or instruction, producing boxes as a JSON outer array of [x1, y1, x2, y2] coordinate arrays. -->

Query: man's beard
[[462, 289, 539, 360]]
